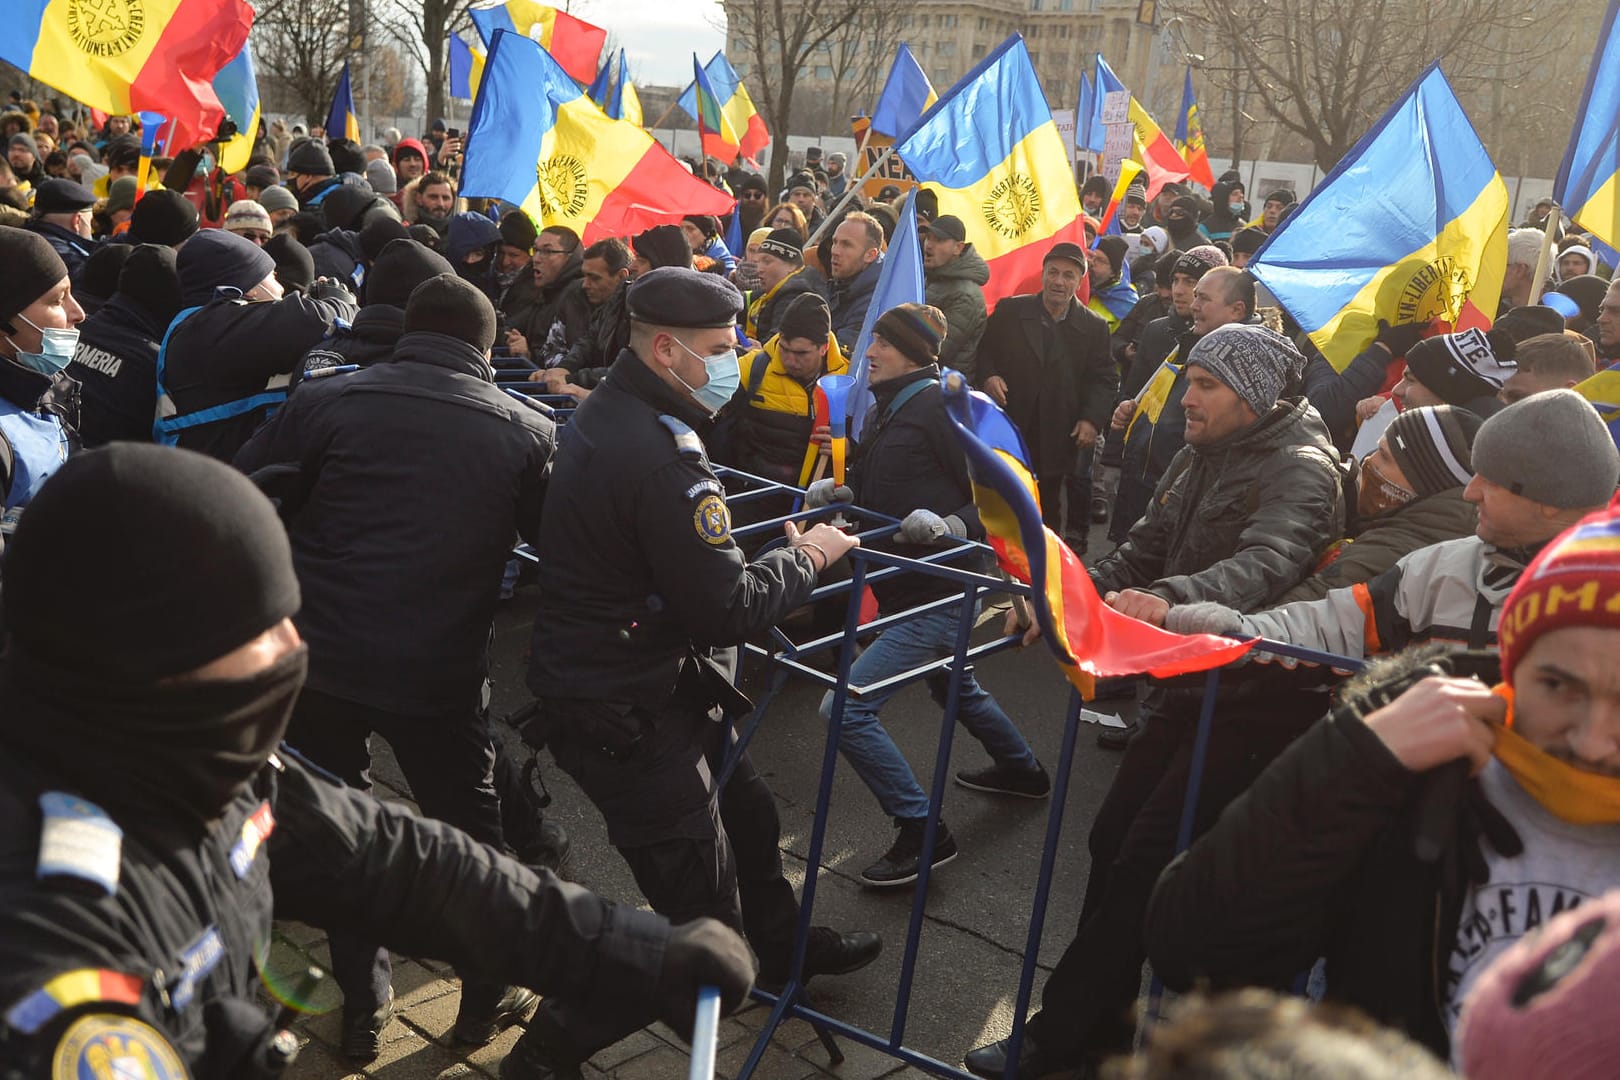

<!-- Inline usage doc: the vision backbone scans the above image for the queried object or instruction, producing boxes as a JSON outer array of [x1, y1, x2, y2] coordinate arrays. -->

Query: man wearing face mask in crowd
[[0, 227, 83, 547], [507, 266, 882, 1079], [0, 442, 757, 1079], [155, 229, 357, 462]]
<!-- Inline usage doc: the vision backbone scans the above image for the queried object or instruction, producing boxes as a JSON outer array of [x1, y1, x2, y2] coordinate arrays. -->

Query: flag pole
[[1525, 202, 1561, 306], [805, 146, 896, 248]]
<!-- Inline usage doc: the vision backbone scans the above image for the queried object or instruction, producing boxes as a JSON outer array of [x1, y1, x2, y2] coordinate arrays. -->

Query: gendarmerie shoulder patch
[[50, 1014, 188, 1080], [693, 493, 731, 545]]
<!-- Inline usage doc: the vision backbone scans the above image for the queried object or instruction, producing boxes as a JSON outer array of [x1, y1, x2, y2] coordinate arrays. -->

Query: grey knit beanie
[[1471, 389, 1620, 509], [1185, 322, 1305, 416]]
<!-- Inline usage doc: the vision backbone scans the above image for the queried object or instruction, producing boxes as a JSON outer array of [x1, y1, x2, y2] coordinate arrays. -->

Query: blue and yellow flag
[[212, 42, 259, 174], [870, 44, 937, 139], [896, 35, 1083, 307], [1250, 64, 1508, 370], [450, 34, 483, 100], [848, 194, 926, 440], [587, 49, 642, 126], [460, 30, 734, 244], [1555, 0, 1620, 251], [1575, 363, 1620, 451], [325, 63, 360, 143], [939, 374, 1254, 699]]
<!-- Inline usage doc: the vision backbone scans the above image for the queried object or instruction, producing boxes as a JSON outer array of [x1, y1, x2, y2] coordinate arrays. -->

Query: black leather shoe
[[340, 987, 395, 1061], [757, 925, 883, 992], [860, 817, 959, 888], [1090, 496, 1110, 524], [964, 1029, 1059, 1080], [1096, 719, 1138, 751], [454, 984, 539, 1045], [499, 1017, 584, 1080]]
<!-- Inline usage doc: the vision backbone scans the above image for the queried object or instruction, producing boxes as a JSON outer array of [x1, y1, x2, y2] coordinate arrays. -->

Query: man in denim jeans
[[805, 302, 1048, 888]]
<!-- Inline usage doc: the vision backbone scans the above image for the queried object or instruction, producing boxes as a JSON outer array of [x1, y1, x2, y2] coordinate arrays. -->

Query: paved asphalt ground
[[278, 522, 1132, 1080]]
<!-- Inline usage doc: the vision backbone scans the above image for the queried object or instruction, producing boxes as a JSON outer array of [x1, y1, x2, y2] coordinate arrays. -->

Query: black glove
[[653, 917, 755, 1041], [1374, 318, 1426, 358], [309, 277, 354, 304]]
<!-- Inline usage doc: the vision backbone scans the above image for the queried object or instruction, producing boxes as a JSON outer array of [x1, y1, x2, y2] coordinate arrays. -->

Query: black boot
[[859, 817, 959, 888]]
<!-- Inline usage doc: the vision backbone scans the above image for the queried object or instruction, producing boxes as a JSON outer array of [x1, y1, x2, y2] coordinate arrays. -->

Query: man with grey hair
[[1502, 227, 1548, 311]]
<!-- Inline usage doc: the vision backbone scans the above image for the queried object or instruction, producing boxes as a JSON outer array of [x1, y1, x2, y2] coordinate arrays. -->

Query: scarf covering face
[[1492, 684, 1620, 826]]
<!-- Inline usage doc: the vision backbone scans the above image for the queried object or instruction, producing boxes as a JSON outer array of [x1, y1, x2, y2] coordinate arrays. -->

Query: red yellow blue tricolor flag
[[212, 42, 260, 174], [678, 52, 770, 165], [1175, 68, 1215, 189], [325, 63, 360, 144], [1, 0, 251, 152], [1574, 362, 1620, 451], [1095, 55, 1189, 199], [469, 0, 605, 84], [586, 49, 642, 127], [896, 35, 1085, 306], [461, 30, 734, 244], [870, 44, 938, 139], [1250, 64, 1508, 371], [940, 373, 1255, 698], [1555, 0, 1620, 251], [690, 54, 741, 163]]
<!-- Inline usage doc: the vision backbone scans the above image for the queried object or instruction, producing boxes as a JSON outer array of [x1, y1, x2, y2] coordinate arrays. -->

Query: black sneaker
[[1096, 718, 1138, 750], [453, 984, 539, 1046], [859, 817, 958, 888], [757, 926, 884, 992], [340, 987, 395, 1061], [955, 761, 1051, 799]]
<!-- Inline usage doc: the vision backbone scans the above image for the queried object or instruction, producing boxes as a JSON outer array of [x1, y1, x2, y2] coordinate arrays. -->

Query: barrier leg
[[718, 664, 790, 789], [1000, 686, 1083, 1080], [889, 585, 979, 1047], [735, 557, 868, 1079]]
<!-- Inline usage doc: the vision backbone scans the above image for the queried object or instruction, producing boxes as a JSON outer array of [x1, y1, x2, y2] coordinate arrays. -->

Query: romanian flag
[[678, 52, 770, 165], [940, 372, 1255, 699], [460, 30, 734, 244], [450, 34, 485, 100], [587, 49, 642, 127], [895, 35, 1084, 307], [212, 42, 260, 175], [1076, 70, 1103, 155], [326, 63, 360, 144], [691, 55, 741, 162], [1099, 158, 1144, 235], [1, 0, 251, 152], [1575, 362, 1620, 451], [1175, 68, 1215, 189], [468, 0, 605, 85], [871, 44, 937, 139], [1249, 64, 1508, 370], [1095, 55, 1189, 199], [1555, 0, 1620, 251], [4, 969, 144, 1035]]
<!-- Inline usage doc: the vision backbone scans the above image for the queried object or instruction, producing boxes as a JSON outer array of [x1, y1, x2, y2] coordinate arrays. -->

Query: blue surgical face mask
[[8, 314, 78, 374], [672, 336, 741, 414]]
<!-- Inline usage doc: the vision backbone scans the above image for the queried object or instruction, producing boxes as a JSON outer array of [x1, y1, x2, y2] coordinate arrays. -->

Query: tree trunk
[[768, 79, 797, 192]]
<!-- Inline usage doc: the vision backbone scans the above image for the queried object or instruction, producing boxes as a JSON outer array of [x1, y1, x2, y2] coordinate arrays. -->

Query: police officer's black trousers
[[284, 687, 507, 1016], [530, 704, 798, 1060]]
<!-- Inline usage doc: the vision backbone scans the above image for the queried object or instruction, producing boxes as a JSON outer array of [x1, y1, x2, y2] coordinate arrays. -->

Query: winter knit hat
[[0, 225, 69, 325], [104, 176, 138, 216], [367, 238, 453, 308], [1139, 225, 1169, 254], [1093, 236, 1129, 277], [1497, 498, 1620, 686], [1459, 887, 1620, 1080], [1554, 275, 1610, 323], [116, 243, 182, 323], [1185, 323, 1305, 416], [176, 228, 276, 304], [257, 185, 299, 215], [125, 189, 199, 247], [364, 158, 398, 195], [319, 183, 376, 231], [633, 224, 692, 270], [1382, 404, 1480, 498], [286, 138, 334, 177], [8, 132, 38, 160], [873, 302, 947, 367], [1404, 328, 1518, 405], [1231, 226, 1267, 256], [758, 228, 803, 264], [1172, 244, 1228, 281], [262, 234, 314, 295], [777, 293, 830, 345], [1471, 389, 1620, 512], [1494, 305, 1567, 344], [403, 273, 497, 352], [498, 209, 537, 252], [76, 242, 131, 306], [222, 199, 273, 237], [357, 215, 410, 262]]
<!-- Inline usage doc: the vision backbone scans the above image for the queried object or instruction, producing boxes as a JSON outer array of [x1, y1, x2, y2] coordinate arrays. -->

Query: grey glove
[[898, 508, 966, 544], [654, 917, 756, 1040], [804, 478, 853, 509], [1164, 600, 1245, 636]]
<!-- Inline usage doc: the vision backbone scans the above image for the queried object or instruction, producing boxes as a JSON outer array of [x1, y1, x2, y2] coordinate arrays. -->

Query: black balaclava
[[0, 444, 305, 823]]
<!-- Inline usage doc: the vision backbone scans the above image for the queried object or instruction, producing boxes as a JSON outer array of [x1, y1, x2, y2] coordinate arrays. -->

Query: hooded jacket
[[925, 244, 990, 379], [1202, 180, 1247, 242], [1091, 397, 1344, 612], [306, 228, 366, 291]]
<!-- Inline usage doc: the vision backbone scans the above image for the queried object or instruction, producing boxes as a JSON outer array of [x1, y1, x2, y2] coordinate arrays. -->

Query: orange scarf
[[1491, 684, 1620, 826]]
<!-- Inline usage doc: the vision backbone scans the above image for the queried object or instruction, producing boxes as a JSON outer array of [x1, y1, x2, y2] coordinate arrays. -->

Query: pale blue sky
[[572, 0, 727, 88]]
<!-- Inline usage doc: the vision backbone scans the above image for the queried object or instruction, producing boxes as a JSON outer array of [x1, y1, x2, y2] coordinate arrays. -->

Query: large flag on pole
[[1076, 70, 1103, 155], [212, 42, 259, 174], [940, 374, 1255, 699], [1250, 64, 1508, 370], [1095, 54, 1189, 198], [678, 52, 770, 164], [450, 34, 483, 100], [870, 44, 937, 139], [468, 0, 605, 84], [895, 35, 1084, 307], [1555, 0, 1620, 251], [847, 194, 927, 440], [587, 49, 642, 126], [691, 55, 741, 163], [1175, 68, 1215, 188], [1, 0, 251, 152], [325, 63, 360, 143], [461, 30, 734, 243]]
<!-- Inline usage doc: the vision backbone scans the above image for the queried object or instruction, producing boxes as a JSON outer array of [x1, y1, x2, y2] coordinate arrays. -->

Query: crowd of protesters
[[1, 91, 1619, 1080]]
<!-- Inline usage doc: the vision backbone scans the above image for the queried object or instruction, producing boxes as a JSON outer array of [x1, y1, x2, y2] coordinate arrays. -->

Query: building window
[[920, 13, 929, 26], [815, 65, 832, 79], [938, 41, 956, 56], [972, 43, 986, 58]]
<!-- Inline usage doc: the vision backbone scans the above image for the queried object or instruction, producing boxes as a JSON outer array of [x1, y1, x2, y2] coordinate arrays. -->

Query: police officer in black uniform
[[0, 442, 755, 1079], [506, 267, 880, 1079]]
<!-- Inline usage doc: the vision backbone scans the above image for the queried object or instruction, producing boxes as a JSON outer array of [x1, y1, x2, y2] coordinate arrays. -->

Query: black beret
[[33, 178, 95, 214], [626, 266, 742, 328]]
